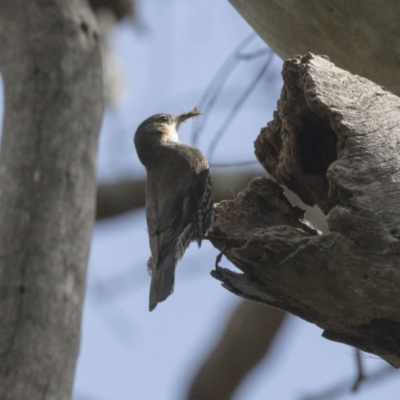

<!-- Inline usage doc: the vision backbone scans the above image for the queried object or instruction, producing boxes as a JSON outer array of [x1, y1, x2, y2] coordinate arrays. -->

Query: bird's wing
[[158, 168, 210, 258], [146, 160, 210, 262], [146, 148, 211, 310]]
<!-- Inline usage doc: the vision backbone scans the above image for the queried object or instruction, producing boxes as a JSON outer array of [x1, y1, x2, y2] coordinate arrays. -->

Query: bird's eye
[[158, 115, 168, 122]]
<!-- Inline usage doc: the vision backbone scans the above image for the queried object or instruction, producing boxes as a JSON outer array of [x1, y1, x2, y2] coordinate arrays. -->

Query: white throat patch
[[164, 123, 180, 143]]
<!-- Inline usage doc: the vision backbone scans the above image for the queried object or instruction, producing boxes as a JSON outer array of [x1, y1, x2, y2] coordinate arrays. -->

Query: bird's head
[[134, 108, 201, 166]]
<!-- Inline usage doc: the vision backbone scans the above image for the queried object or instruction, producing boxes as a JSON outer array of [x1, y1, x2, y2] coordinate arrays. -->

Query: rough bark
[[228, 0, 400, 97], [187, 301, 286, 400], [209, 54, 400, 367], [0, 1, 103, 399]]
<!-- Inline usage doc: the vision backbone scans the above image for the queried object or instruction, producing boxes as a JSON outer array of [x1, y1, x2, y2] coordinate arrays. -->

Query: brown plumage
[[134, 110, 213, 311]]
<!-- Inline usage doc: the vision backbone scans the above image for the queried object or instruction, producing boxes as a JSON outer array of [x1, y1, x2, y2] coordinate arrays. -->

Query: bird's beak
[[176, 107, 201, 130]]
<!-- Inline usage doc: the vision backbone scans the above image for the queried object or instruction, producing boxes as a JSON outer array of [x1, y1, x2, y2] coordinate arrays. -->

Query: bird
[[134, 108, 214, 311]]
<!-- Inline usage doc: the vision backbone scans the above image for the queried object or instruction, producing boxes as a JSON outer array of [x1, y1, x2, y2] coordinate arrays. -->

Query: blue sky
[[72, 1, 400, 399]]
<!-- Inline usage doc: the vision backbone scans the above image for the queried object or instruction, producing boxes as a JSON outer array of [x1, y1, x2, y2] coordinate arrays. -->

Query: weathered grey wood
[[0, 1, 103, 399], [210, 54, 400, 367], [229, 0, 400, 96]]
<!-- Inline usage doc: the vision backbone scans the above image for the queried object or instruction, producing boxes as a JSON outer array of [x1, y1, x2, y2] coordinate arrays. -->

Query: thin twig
[[236, 48, 269, 60], [191, 32, 257, 146], [210, 160, 259, 168], [206, 51, 274, 162], [299, 364, 398, 400], [351, 348, 366, 391]]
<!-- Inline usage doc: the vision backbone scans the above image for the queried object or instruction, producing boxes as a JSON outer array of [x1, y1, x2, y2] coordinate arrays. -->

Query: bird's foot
[[214, 244, 227, 275], [203, 234, 228, 275]]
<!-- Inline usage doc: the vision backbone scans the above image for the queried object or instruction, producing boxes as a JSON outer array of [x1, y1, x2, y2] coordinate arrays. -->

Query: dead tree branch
[[209, 54, 400, 367]]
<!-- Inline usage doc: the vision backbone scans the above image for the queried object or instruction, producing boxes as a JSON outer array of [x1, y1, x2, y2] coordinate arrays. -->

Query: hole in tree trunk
[[297, 112, 338, 176]]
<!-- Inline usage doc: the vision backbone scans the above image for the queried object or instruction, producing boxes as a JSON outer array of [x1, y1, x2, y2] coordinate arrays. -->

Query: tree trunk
[[0, 1, 103, 399], [210, 53, 400, 367], [229, 0, 400, 96]]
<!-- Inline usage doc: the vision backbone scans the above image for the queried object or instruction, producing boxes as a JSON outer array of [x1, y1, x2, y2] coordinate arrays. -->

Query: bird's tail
[[149, 252, 177, 311]]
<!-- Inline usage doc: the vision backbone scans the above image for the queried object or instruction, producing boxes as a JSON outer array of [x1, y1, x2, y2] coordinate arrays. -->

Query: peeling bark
[[210, 54, 400, 367]]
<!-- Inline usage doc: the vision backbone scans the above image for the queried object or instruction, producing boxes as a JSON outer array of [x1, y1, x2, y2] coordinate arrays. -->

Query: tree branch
[[186, 301, 286, 400], [229, 0, 400, 96], [209, 54, 400, 367], [95, 171, 262, 220], [299, 363, 398, 400], [0, 1, 103, 398]]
